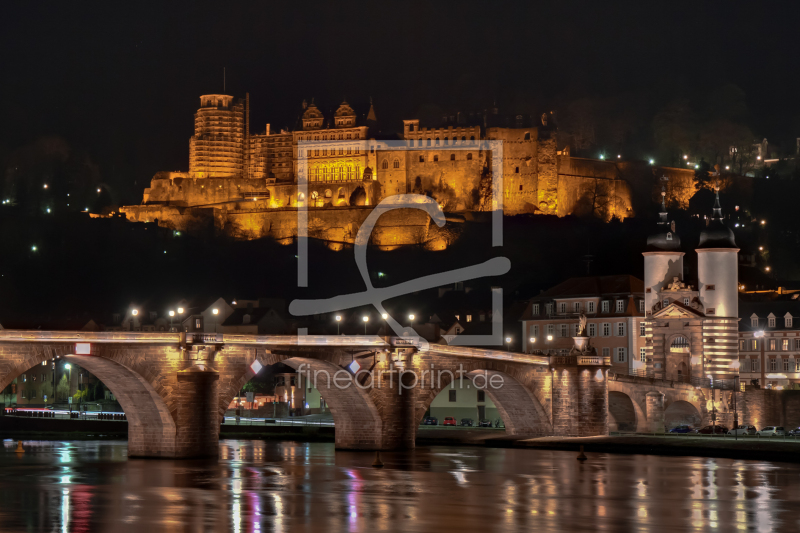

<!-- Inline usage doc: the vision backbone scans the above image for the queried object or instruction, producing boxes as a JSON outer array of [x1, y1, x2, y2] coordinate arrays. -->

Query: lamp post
[[363, 315, 369, 335], [65, 363, 72, 413], [169, 310, 175, 331], [130, 309, 138, 331], [409, 314, 415, 333], [335, 315, 341, 335], [505, 337, 512, 352], [212, 308, 219, 333], [177, 307, 185, 332]]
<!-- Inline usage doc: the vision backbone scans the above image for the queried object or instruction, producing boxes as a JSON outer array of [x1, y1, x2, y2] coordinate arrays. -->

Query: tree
[[40, 381, 53, 401], [561, 98, 598, 153], [242, 381, 268, 393], [653, 100, 696, 166]]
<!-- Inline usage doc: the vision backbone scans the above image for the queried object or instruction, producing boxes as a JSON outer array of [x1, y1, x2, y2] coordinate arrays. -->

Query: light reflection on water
[[0, 439, 799, 532]]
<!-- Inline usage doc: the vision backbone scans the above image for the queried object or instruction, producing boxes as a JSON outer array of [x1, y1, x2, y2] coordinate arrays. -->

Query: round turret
[[696, 185, 738, 318], [643, 188, 684, 315]]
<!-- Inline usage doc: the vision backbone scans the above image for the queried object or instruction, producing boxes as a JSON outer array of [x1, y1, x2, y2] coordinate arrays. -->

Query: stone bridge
[[608, 374, 712, 433], [0, 330, 611, 458]]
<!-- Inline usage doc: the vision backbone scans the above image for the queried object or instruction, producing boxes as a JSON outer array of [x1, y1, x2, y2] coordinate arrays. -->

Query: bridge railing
[[609, 369, 714, 388]]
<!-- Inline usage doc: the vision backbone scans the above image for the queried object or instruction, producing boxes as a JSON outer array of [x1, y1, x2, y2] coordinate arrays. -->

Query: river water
[[0, 439, 799, 532]]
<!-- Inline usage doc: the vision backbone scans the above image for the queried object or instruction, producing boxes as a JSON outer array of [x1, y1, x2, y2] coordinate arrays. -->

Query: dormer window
[[601, 301, 609, 313], [616, 300, 624, 312], [559, 303, 567, 313], [768, 317, 776, 327], [574, 302, 581, 313], [588, 301, 595, 313], [751, 317, 758, 327], [786, 316, 793, 328], [532, 304, 539, 315]]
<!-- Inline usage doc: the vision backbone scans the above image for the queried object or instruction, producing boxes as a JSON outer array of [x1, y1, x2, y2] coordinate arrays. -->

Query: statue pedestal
[[572, 336, 590, 352]]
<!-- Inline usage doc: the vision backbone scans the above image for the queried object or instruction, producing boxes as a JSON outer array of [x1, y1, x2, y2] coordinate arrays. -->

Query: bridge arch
[[664, 399, 702, 428], [219, 351, 385, 450], [415, 367, 552, 437], [608, 391, 638, 432]]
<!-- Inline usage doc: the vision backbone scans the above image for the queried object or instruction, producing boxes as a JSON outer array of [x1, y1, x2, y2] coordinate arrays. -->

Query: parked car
[[787, 427, 800, 436], [727, 425, 757, 436], [443, 417, 457, 426], [757, 426, 786, 436], [694, 425, 728, 434], [422, 417, 438, 426], [478, 419, 493, 427], [669, 425, 693, 433], [460, 418, 474, 427]]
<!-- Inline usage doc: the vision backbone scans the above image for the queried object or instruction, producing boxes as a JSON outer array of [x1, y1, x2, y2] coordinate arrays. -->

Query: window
[[795, 339, 800, 350], [419, 155, 424, 162], [740, 340, 746, 350], [449, 390, 456, 402], [532, 304, 540, 315], [560, 324, 568, 337], [547, 324, 555, 336], [524, 132, 531, 140], [616, 348, 626, 362], [769, 317, 776, 327], [602, 323, 610, 337], [706, 285, 715, 291], [559, 303, 567, 313], [769, 339, 776, 351], [393, 159, 400, 169], [751, 317, 758, 327], [787, 316, 793, 328], [515, 167, 520, 173], [546, 303, 553, 315], [532, 325, 539, 337], [450, 154, 455, 161], [640, 323, 646, 336], [477, 390, 485, 402], [519, 185, 523, 191], [683, 298, 690, 306], [466, 315, 472, 322], [381, 160, 388, 170], [616, 300, 624, 312], [588, 302, 595, 313], [752, 339, 758, 350], [573, 323, 581, 336], [574, 302, 581, 313], [638, 300, 644, 312], [22, 374, 26, 382], [752, 359, 759, 372], [640, 347, 647, 362], [588, 323, 596, 337], [435, 137, 440, 145], [467, 153, 473, 160], [602, 347, 610, 358], [707, 308, 715, 315], [433, 155, 439, 162], [617, 323, 625, 336], [663, 299, 669, 307], [601, 301, 609, 313], [785, 360, 790, 372], [783, 339, 790, 351], [770, 359, 777, 372]]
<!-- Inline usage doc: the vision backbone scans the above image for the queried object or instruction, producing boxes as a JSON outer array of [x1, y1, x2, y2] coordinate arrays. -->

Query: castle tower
[[189, 95, 244, 178], [642, 187, 684, 315], [697, 186, 738, 318]]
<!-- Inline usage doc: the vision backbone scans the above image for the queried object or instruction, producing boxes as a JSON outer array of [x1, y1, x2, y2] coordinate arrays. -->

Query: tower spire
[[712, 181, 723, 221]]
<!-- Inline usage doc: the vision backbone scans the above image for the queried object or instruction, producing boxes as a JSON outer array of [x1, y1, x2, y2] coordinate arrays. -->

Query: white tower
[[696, 186, 739, 318], [643, 188, 684, 315]]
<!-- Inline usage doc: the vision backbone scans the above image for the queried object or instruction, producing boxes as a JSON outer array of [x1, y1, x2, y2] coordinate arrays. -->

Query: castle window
[[347, 147, 352, 154], [355, 133, 360, 139], [408, 124, 414, 132], [427, 139, 431, 146], [314, 149, 319, 156], [515, 167, 519, 173], [462, 136, 466, 141], [419, 156, 424, 162], [470, 136, 475, 142], [447, 153, 454, 161], [524, 132, 531, 140], [444, 137, 449, 144], [393, 159, 400, 169], [435, 137, 440, 145], [433, 155, 439, 162], [322, 149, 327, 156], [347, 134, 352, 139], [467, 153, 473, 161], [519, 185, 523, 191], [382, 160, 389, 170]]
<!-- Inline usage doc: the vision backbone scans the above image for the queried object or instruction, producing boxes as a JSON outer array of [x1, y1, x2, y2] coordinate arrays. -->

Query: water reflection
[[0, 439, 799, 531]]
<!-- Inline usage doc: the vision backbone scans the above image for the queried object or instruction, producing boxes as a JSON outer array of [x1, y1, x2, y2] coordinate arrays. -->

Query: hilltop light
[[43, 184, 48, 189], [599, 154, 605, 160], [649, 159, 654, 165], [683, 155, 688, 160], [31, 245, 37, 252], [725, 166, 730, 170]]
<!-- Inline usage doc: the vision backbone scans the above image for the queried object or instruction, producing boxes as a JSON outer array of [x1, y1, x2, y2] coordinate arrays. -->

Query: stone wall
[[742, 388, 800, 429]]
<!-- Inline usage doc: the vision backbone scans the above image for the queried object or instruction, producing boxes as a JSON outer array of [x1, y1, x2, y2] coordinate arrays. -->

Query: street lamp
[[212, 308, 219, 332], [131, 309, 138, 316], [64, 363, 72, 408], [177, 307, 184, 314], [505, 337, 512, 352], [363, 315, 369, 335], [130, 309, 138, 332], [335, 315, 341, 335], [547, 335, 553, 341]]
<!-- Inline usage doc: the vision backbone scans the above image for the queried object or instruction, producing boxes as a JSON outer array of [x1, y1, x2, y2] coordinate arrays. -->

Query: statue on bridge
[[578, 312, 588, 337]]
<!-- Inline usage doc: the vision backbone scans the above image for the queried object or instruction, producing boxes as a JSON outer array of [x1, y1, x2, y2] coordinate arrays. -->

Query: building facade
[[520, 275, 647, 375]]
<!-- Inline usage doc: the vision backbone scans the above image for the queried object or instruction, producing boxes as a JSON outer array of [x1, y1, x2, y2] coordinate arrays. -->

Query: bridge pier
[[551, 358, 609, 437], [646, 391, 665, 433], [175, 367, 220, 458]]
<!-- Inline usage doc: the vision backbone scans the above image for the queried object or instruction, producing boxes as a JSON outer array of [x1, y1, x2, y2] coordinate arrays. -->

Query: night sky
[[1, 1, 799, 204]]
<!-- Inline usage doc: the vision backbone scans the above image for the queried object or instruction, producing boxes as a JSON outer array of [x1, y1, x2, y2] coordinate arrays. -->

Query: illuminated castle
[[119, 93, 689, 245]]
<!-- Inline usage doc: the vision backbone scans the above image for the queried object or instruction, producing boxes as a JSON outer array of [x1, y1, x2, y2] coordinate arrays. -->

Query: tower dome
[[646, 188, 681, 251], [698, 186, 736, 249]]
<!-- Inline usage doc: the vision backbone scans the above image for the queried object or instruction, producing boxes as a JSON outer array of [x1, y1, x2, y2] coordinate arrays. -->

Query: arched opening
[[664, 400, 702, 429], [608, 391, 637, 432], [416, 369, 551, 437], [221, 357, 383, 450]]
